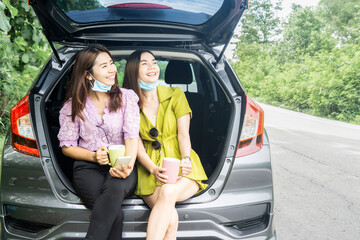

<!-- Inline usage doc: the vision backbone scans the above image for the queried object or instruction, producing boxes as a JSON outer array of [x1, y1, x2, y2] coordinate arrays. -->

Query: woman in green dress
[[123, 50, 207, 240]]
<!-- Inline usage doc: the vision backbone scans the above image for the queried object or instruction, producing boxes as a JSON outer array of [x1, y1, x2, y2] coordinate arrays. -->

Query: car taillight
[[236, 94, 264, 157], [10, 93, 40, 157]]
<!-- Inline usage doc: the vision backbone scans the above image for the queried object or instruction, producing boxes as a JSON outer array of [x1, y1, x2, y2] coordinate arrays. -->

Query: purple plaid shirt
[[58, 88, 140, 151]]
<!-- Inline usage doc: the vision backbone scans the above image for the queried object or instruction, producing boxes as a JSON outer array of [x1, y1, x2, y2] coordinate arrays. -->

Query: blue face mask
[[139, 80, 159, 91], [89, 73, 112, 92], [92, 79, 112, 92]]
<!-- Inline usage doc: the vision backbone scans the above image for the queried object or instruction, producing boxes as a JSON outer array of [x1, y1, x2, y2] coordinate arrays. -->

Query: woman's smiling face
[[138, 52, 160, 83], [90, 52, 117, 86]]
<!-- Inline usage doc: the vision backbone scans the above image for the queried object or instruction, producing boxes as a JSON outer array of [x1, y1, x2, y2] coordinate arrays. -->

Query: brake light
[[10, 94, 40, 157], [236, 95, 264, 157]]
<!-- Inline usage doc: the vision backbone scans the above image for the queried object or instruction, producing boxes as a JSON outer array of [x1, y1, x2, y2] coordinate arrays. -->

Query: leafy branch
[[0, 0, 51, 134]]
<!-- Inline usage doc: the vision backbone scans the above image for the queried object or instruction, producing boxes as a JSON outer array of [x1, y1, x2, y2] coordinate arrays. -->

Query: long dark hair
[[64, 44, 122, 121], [122, 49, 155, 108]]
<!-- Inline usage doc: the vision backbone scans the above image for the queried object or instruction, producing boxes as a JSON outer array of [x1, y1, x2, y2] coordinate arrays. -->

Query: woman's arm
[[177, 113, 193, 176], [125, 137, 138, 166], [177, 113, 191, 157], [137, 138, 156, 172], [62, 145, 109, 165], [137, 137, 168, 184]]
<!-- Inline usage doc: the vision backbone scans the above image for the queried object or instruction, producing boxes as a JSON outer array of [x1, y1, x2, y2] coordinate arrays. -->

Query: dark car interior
[[45, 55, 231, 192]]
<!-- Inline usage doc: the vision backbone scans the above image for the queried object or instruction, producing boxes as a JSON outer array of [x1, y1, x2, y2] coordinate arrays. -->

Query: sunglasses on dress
[[149, 127, 161, 150], [97, 124, 109, 144]]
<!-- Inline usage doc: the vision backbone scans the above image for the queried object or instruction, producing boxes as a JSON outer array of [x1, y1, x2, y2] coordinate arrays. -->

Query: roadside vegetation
[[232, 0, 360, 124], [0, 0, 51, 157], [0, 0, 359, 154], [0, 0, 51, 136]]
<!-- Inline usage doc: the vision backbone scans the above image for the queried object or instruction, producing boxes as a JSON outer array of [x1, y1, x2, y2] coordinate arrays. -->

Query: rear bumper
[[0, 219, 276, 240], [1, 134, 275, 239], [1, 198, 275, 240]]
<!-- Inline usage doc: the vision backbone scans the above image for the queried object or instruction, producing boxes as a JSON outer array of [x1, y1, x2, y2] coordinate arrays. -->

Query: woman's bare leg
[[164, 209, 178, 240], [142, 177, 199, 240]]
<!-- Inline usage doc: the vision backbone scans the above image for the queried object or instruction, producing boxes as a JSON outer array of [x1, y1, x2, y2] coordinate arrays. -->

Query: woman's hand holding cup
[[151, 166, 168, 184], [180, 157, 192, 176], [96, 146, 109, 165]]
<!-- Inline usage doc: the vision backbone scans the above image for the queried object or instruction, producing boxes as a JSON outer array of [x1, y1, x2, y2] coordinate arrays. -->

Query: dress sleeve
[[172, 88, 192, 119], [57, 100, 80, 147], [122, 89, 140, 140]]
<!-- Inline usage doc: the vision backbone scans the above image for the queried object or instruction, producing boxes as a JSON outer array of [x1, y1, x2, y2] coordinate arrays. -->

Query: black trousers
[[72, 161, 137, 240]]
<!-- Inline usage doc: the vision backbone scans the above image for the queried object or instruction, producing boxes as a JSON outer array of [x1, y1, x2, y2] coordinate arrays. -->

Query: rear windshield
[[55, 0, 225, 25]]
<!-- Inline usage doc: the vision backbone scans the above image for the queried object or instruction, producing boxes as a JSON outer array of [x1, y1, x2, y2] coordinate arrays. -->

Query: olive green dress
[[135, 85, 208, 196]]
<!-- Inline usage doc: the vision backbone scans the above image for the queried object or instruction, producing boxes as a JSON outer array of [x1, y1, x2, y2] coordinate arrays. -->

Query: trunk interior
[[44, 49, 232, 194]]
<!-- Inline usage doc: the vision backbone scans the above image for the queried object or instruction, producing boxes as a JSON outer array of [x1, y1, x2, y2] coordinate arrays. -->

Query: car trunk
[[43, 48, 234, 197]]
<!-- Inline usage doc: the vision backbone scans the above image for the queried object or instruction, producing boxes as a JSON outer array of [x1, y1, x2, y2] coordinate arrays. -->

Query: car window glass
[[115, 59, 197, 93], [55, 0, 224, 25]]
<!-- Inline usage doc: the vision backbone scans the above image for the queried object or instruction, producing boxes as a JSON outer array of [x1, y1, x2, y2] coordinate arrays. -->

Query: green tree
[[235, 0, 282, 44], [284, 6, 321, 55], [231, 0, 360, 124], [279, 5, 338, 59], [271, 4, 338, 64], [318, 0, 360, 43], [0, 0, 50, 134]]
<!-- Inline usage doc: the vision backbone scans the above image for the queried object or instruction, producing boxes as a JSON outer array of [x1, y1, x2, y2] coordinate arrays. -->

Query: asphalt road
[[259, 103, 360, 240]]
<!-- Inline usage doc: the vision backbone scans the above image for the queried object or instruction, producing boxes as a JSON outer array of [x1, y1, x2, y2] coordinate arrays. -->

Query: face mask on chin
[[89, 73, 112, 93], [139, 80, 159, 91]]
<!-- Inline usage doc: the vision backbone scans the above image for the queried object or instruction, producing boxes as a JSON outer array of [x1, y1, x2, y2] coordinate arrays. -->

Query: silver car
[[0, 0, 276, 239]]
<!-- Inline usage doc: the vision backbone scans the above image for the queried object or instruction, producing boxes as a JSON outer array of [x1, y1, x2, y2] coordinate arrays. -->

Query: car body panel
[[1, 133, 274, 239]]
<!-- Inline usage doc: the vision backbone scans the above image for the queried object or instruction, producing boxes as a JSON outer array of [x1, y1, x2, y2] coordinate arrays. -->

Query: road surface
[[259, 103, 360, 240]]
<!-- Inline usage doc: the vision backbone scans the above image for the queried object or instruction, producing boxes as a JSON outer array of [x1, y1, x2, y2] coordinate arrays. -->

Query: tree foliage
[[318, 0, 360, 43], [0, 0, 51, 133], [235, 0, 282, 44], [231, 0, 360, 124], [283, 6, 323, 56]]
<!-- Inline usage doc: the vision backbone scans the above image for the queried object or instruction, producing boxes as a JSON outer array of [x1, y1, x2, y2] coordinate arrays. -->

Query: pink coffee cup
[[162, 157, 180, 184]]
